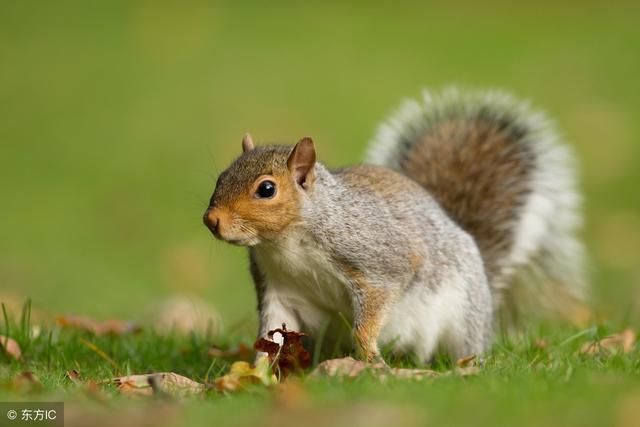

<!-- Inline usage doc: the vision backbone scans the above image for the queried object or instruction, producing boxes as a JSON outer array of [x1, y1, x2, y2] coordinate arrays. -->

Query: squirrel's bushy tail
[[366, 88, 588, 323]]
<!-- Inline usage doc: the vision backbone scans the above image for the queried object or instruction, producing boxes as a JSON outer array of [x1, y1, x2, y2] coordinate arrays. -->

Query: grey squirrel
[[203, 88, 586, 363]]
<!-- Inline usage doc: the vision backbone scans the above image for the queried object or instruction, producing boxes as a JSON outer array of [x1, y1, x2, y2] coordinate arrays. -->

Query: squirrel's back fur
[[366, 88, 586, 321]]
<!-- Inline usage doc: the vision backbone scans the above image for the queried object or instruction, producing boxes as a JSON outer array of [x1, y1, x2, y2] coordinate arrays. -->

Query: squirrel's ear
[[287, 137, 316, 189], [242, 133, 255, 153]]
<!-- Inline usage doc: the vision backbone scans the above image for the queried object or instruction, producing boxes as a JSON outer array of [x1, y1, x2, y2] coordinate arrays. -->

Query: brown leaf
[[312, 357, 439, 380], [83, 380, 103, 397], [12, 371, 42, 393], [616, 391, 640, 427], [312, 357, 376, 378], [455, 354, 477, 367], [273, 379, 309, 409], [0, 335, 22, 360], [57, 315, 141, 336], [113, 372, 206, 397], [66, 369, 82, 385], [261, 401, 419, 427], [208, 343, 254, 361], [254, 338, 280, 357], [580, 329, 636, 356], [153, 295, 221, 335], [14, 371, 40, 385], [453, 366, 481, 377], [534, 339, 549, 350], [388, 367, 440, 380], [214, 355, 277, 393], [64, 402, 181, 427], [254, 324, 311, 378], [62, 369, 110, 401]]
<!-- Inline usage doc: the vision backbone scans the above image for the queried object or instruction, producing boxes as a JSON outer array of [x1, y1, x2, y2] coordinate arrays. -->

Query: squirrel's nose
[[203, 207, 220, 235]]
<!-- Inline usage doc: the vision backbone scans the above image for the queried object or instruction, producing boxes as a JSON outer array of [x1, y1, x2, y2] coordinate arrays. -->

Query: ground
[[1, 305, 639, 427], [1, 1, 639, 427]]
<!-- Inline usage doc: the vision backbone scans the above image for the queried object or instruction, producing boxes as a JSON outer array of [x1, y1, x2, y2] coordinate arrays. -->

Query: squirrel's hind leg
[[381, 273, 492, 364], [352, 288, 393, 363]]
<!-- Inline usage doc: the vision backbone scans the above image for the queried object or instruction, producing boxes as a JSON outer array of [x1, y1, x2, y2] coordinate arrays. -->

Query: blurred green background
[[1, 1, 639, 330]]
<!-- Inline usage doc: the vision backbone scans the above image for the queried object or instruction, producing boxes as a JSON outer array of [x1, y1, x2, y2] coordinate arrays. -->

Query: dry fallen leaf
[[254, 324, 311, 378], [57, 315, 141, 336], [11, 371, 42, 393], [534, 339, 549, 350], [66, 369, 82, 385], [453, 366, 481, 377], [0, 335, 22, 360], [64, 369, 108, 401], [312, 357, 380, 378], [312, 357, 440, 380], [208, 343, 254, 361], [456, 354, 477, 368], [616, 391, 640, 427], [113, 372, 206, 397], [388, 367, 441, 380], [65, 401, 181, 427], [580, 329, 636, 356], [14, 371, 40, 385], [273, 379, 309, 409], [153, 295, 221, 335], [214, 354, 278, 393]]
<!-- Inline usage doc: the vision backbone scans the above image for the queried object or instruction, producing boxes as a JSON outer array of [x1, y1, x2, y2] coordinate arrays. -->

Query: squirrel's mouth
[[212, 229, 260, 247], [206, 229, 259, 247], [225, 237, 258, 247]]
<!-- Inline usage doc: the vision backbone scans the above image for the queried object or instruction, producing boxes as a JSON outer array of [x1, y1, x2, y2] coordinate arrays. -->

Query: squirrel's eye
[[255, 180, 277, 199]]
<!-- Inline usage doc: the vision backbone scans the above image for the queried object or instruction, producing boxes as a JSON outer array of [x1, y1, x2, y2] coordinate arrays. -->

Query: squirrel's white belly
[[253, 230, 353, 335], [380, 276, 470, 360]]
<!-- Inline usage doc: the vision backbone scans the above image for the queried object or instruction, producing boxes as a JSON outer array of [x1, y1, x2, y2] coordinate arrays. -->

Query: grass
[[1, 301, 639, 427], [1, 1, 640, 426]]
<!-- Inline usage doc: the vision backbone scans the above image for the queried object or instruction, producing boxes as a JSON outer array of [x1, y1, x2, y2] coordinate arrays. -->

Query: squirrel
[[203, 88, 586, 363]]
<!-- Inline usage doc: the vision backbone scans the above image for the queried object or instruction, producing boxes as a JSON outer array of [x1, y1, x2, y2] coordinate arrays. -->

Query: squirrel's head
[[203, 134, 316, 246]]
